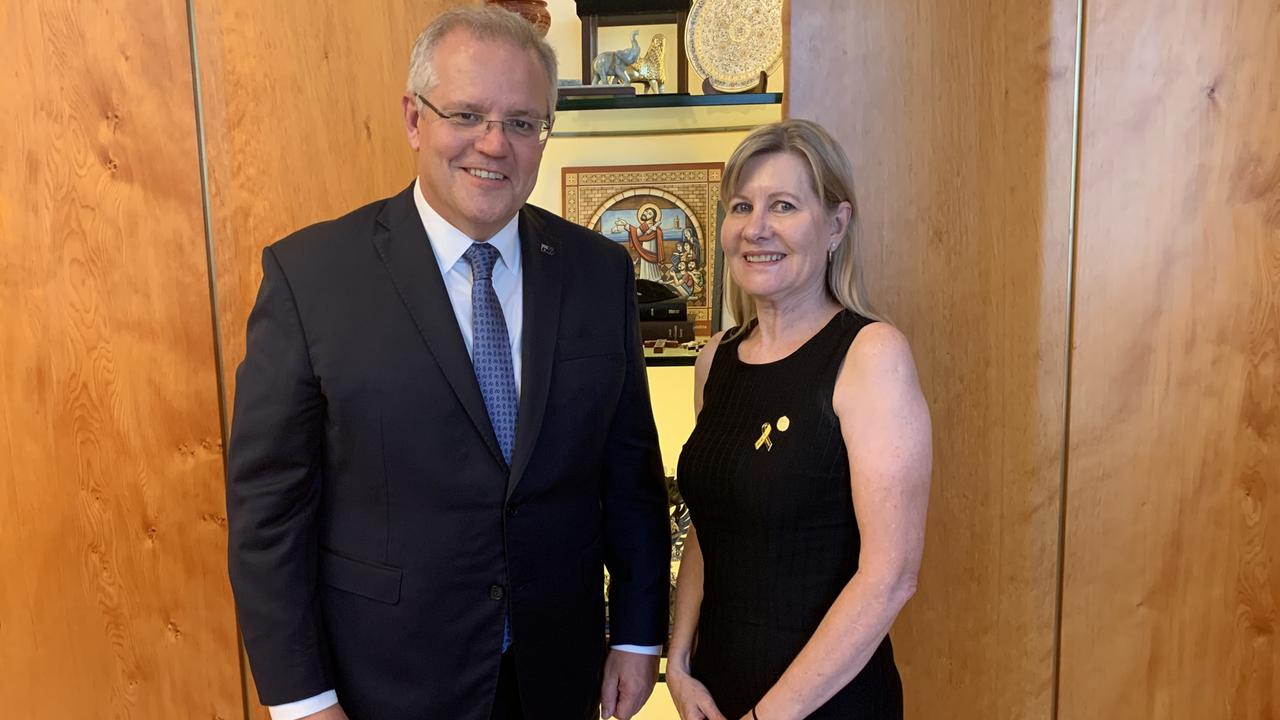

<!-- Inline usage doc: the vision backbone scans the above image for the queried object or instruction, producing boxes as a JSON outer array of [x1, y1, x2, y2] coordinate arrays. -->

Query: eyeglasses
[[416, 94, 551, 145]]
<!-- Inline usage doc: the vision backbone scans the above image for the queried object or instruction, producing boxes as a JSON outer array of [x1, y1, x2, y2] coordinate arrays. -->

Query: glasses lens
[[502, 119, 537, 138], [448, 112, 485, 130], [434, 107, 549, 144]]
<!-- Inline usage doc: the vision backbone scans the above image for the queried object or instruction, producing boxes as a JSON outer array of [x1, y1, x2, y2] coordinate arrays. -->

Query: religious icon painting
[[562, 162, 725, 338]]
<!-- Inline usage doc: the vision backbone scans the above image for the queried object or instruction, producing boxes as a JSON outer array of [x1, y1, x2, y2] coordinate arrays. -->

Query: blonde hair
[[406, 5, 559, 123], [720, 119, 882, 330]]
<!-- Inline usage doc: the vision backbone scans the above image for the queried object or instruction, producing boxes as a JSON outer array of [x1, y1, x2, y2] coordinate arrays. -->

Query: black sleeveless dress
[[676, 310, 903, 719]]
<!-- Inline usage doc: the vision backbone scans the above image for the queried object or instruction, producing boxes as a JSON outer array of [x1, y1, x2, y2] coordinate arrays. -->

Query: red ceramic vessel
[[486, 0, 552, 37]]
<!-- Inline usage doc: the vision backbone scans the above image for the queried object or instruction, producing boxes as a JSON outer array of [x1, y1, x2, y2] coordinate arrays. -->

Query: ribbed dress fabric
[[677, 310, 903, 719]]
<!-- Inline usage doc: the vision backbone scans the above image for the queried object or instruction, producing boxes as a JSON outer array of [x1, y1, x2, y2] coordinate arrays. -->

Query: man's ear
[[830, 200, 853, 239], [402, 94, 421, 151]]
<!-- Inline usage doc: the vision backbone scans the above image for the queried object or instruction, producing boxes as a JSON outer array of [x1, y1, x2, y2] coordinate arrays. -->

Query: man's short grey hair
[[407, 5, 559, 123]]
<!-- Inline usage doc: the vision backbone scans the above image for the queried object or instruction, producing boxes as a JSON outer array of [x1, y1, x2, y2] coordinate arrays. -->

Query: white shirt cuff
[[262, 647, 658, 717], [611, 644, 662, 655], [268, 690, 338, 720]]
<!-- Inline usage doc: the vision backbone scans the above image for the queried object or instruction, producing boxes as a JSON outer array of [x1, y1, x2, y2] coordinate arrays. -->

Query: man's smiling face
[[406, 28, 550, 240]]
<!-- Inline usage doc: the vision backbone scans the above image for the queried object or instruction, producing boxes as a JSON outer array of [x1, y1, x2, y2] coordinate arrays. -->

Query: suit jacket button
[[489, 585, 505, 600], [506, 504, 518, 517]]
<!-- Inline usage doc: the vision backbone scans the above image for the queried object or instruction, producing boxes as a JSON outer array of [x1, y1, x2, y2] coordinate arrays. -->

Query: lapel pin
[[754, 422, 773, 452], [777, 416, 790, 432], [540, 243, 555, 255]]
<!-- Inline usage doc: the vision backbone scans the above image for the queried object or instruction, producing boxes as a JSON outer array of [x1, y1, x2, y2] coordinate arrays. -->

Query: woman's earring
[[827, 245, 836, 263]]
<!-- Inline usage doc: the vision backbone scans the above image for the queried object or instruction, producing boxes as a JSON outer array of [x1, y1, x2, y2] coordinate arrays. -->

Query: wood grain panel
[[787, 2, 1079, 717], [194, 0, 461, 398], [1059, 0, 1280, 716], [190, 0, 462, 714], [0, 1, 242, 717]]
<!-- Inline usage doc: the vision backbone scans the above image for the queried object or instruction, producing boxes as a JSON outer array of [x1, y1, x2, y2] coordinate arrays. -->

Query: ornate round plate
[[685, 0, 784, 92]]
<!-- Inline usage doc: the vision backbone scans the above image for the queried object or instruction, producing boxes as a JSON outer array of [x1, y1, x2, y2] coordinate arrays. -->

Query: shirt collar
[[413, 177, 521, 275]]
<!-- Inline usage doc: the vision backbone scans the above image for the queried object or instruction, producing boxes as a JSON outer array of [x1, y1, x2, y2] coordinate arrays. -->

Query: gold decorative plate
[[685, 0, 784, 92]]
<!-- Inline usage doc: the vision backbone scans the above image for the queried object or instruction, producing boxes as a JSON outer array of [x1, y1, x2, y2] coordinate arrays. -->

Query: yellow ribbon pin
[[754, 422, 773, 451]]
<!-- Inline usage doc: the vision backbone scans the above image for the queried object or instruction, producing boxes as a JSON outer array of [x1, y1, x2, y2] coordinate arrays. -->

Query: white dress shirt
[[268, 181, 657, 720], [414, 179, 524, 389]]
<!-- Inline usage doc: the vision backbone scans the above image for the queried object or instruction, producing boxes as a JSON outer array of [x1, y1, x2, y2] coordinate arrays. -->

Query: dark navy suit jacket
[[226, 183, 669, 720]]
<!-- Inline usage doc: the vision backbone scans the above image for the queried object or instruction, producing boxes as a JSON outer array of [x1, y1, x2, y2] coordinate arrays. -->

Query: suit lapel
[[508, 207, 561, 498], [371, 184, 506, 468]]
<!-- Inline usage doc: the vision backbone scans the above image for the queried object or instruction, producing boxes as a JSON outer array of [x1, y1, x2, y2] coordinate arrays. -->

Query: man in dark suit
[[225, 7, 670, 720]]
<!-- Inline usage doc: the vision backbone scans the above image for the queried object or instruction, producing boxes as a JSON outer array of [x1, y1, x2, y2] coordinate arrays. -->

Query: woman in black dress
[[666, 120, 932, 720]]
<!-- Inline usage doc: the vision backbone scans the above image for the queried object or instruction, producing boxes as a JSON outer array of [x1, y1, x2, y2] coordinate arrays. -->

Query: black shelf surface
[[556, 92, 782, 112], [644, 350, 699, 367]]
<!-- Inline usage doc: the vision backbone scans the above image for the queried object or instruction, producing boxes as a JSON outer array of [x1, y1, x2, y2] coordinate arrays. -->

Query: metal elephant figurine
[[591, 30, 641, 85]]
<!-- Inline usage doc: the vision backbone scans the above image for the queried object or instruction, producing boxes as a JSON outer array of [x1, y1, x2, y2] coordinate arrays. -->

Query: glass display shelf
[[550, 92, 783, 138], [555, 91, 781, 112]]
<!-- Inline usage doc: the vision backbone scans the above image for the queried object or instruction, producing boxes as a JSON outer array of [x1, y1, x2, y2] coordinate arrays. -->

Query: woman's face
[[721, 152, 848, 309]]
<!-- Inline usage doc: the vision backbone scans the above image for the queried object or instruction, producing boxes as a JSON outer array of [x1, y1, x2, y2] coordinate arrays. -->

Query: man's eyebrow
[[449, 101, 545, 119], [447, 100, 487, 112], [506, 106, 547, 119]]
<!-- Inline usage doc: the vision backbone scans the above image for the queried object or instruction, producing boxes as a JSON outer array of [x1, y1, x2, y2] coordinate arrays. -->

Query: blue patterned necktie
[[465, 242, 517, 653], [464, 242, 518, 465]]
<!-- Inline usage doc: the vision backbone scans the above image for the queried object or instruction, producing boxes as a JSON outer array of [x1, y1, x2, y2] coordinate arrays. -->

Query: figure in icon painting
[[672, 227, 704, 301], [612, 203, 666, 283], [600, 196, 705, 304]]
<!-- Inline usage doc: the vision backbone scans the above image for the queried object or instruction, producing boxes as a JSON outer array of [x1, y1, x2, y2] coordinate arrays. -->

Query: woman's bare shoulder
[[693, 329, 730, 414], [834, 321, 923, 412]]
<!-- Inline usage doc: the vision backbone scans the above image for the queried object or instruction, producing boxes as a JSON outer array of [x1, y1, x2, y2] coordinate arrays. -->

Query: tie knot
[[464, 242, 501, 281]]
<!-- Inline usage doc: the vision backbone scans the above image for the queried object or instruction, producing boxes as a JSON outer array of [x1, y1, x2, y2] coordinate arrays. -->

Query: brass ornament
[[686, 0, 784, 92]]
